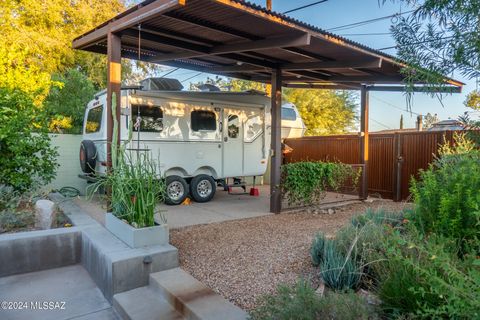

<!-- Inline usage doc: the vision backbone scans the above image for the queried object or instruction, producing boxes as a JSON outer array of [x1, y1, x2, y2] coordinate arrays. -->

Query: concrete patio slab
[[0, 265, 116, 320], [73, 185, 359, 229]]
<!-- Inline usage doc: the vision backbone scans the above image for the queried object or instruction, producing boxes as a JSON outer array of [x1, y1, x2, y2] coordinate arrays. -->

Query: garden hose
[[58, 186, 81, 198]]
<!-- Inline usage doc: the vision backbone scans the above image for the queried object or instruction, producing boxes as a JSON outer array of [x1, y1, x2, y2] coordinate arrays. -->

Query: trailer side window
[[244, 115, 263, 142], [281, 107, 297, 121], [85, 106, 103, 133], [131, 104, 163, 132], [191, 110, 216, 131], [227, 115, 240, 139]]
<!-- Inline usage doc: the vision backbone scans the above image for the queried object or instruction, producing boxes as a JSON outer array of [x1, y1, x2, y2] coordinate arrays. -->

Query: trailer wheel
[[190, 175, 216, 203], [165, 175, 188, 205], [79, 140, 97, 174]]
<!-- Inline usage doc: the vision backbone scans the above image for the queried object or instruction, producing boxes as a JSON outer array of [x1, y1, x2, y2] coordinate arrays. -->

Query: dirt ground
[[170, 200, 411, 311]]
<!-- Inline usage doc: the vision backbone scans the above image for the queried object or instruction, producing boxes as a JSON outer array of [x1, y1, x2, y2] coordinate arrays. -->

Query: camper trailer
[[80, 78, 305, 204]]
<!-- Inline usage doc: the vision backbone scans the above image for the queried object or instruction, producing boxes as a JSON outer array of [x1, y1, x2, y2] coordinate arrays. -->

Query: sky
[[149, 0, 478, 132]]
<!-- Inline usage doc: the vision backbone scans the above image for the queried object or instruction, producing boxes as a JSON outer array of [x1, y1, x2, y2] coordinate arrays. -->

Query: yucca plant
[[311, 232, 327, 266], [320, 240, 360, 291], [88, 93, 166, 228]]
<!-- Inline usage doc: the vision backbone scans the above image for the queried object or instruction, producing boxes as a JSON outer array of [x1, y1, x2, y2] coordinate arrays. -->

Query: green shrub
[[0, 210, 35, 233], [250, 279, 379, 320], [281, 161, 360, 206], [370, 227, 480, 319], [0, 88, 58, 192], [410, 134, 480, 253], [351, 208, 405, 228]]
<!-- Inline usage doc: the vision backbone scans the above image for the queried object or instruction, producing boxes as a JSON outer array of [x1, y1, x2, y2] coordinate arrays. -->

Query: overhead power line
[[159, 67, 180, 78], [370, 117, 391, 129], [283, 0, 328, 14], [327, 10, 415, 32], [371, 96, 421, 116], [377, 35, 456, 50], [181, 72, 203, 83], [340, 32, 392, 36]]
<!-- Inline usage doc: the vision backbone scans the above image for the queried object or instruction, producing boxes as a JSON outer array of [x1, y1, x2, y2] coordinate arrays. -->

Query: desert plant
[[311, 232, 327, 266], [281, 161, 360, 206], [250, 279, 379, 320], [320, 240, 360, 291], [351, 208, 405, 228]]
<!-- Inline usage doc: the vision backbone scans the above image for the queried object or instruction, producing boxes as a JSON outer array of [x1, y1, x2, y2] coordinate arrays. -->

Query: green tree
[[0, 0, 126, 99], [384, 0, 479, 103], [283, 88, 357, 136], [0, 88, 58, 192], [44, 69, 96, 134]]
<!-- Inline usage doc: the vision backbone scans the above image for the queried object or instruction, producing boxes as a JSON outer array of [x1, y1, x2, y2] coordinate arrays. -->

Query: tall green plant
[[88, 93, 166, 228], [411, 134, 480, 253], [281, 161, 359, 206]]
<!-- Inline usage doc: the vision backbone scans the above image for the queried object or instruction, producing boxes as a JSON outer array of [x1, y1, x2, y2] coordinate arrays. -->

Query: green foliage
[[320, 240, 360, 291], [384, 0, 479, 82], [311, 232, 327, 266], [281, 161, 359, 206], [351, 208, 405, 228], [88, 94, 166, 228], [410, 134, 480, 253], [283, 88, 358, 136], [0, 88, 58, 192], [370, 227, 480, 319], [44, 69, 96, 134], [250, 279, 379, 320]]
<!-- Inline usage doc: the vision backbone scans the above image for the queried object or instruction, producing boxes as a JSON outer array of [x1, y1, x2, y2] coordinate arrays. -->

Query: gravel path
[[170, 200, 410, 311]]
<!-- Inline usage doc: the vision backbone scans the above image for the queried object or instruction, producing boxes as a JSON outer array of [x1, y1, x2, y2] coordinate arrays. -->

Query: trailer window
[[281, 107, 297, 121], [244, 115, 263, 142], [131, 105, 163, 132], [85, 106, 103, 133], [227, 115, 240, 139], [191, 110, 216, 131]]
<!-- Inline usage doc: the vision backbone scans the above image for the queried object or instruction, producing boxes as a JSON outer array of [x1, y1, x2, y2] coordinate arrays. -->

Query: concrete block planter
[[105, 213, 169, 248]]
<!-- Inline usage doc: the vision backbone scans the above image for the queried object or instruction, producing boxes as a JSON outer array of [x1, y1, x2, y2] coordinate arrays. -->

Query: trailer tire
[[165, 175, 188, 205], [79, 140, 97, 174], [190, 175, 216, 203]]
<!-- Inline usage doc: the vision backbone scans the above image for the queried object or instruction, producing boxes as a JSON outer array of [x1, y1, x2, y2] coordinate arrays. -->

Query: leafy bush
[[250, 279, 379, 320], [410, 134, 480, 253], [370, 227, 480, 319], [281, 161, 360, 206], [0, 88, 58, 192]]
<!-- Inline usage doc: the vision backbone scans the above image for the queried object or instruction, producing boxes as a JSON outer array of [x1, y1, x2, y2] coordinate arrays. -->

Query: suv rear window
[[85, 106, 103, 133], [191, 110, 216, 131], [281, 107, 297, 121]]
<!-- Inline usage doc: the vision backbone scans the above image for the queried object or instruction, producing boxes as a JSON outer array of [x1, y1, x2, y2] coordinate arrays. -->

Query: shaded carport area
[[72, 0, 463, 214]]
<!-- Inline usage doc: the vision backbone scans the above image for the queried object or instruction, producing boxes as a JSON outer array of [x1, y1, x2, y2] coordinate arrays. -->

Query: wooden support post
[[270, 68, 282, 213], [106, 32, 122, 170], [359, 85, 369, 200]]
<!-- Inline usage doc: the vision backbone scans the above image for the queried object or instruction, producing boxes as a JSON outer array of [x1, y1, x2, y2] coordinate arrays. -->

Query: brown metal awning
[[72, 0, 463, 214], [73, 0, 463, 91]]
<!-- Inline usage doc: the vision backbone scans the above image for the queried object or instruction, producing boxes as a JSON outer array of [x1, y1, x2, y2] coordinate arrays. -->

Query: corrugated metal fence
[[284, 130, 462, 200]]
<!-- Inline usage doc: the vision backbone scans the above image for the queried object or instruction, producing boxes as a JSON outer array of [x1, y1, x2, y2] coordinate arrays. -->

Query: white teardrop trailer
[[79, 78, 305, 205]]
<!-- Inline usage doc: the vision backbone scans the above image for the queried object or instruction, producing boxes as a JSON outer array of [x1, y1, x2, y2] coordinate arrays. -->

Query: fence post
[[359, 85, 369, 200], [393, 132, 403, 201]]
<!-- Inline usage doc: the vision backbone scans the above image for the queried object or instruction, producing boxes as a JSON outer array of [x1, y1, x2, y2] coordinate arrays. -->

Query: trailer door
[[222, 108, 243, 177]]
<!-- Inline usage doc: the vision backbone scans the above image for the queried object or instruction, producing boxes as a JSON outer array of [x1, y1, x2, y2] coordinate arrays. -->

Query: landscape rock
[[327, 208, 335, 215], [35, 199, 55, 229]]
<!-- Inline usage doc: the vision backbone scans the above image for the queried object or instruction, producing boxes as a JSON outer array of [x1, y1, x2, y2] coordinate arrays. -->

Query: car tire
[[190, 175, 216, 203], [80, 140, 97, 174], [165, 175, 188, 205]]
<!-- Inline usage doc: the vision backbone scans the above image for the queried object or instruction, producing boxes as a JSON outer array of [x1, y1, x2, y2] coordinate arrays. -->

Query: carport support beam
[[106, 32, 122, 170], [270, 68, 282, 214], [359, 85, 369, 200]]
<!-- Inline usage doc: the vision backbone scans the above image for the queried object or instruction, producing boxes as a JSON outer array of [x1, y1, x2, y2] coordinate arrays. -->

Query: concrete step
[[149, 268, 248, 320], [113, 286, 184, 320]]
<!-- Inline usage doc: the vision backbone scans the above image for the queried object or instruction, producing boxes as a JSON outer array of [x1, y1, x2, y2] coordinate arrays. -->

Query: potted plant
[[89, 94, 167, 248]]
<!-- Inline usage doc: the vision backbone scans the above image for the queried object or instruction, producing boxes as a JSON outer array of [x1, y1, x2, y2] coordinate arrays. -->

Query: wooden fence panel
[[284, 130, 464, 200]]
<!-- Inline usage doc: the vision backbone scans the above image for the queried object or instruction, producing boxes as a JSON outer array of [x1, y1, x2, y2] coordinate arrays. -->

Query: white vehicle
[[80, 78, 305, 204]]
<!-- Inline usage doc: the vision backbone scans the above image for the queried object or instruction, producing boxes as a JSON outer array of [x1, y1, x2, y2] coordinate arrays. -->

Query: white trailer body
[[81, 86, 304, 204]]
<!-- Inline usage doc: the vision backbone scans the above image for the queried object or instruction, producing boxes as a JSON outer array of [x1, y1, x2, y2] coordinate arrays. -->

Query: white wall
[[46, 134, 87, 195]]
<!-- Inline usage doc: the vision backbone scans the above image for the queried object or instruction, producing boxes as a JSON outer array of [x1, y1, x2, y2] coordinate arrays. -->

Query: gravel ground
[[170, 200, 411, 311]]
